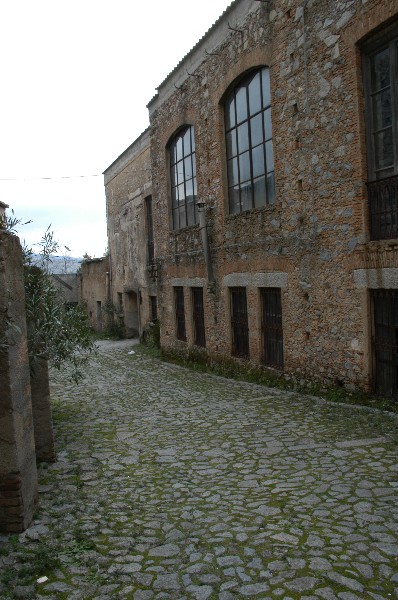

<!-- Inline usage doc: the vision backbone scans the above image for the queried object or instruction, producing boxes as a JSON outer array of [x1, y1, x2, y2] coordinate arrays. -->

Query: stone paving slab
[[1, 340, 398, 599]]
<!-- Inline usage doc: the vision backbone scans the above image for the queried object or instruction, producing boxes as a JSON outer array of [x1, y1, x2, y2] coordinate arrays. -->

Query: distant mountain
[[30, 254, 83, 274]]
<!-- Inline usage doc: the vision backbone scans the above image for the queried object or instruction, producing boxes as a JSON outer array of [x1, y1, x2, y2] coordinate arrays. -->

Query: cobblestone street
[[1, 340, 398, 599]]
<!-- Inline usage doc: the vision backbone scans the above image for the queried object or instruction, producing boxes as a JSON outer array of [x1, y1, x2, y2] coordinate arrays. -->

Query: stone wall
[[0, 231, 38, 532], [146, 0, 398, 392], [80, 257, 110, 332], [104, 128, 157, 338]]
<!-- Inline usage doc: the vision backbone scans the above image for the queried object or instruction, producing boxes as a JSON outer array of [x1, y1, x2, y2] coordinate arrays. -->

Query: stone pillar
[[30, 358, 56, 462], [0, 231, 38, 533]]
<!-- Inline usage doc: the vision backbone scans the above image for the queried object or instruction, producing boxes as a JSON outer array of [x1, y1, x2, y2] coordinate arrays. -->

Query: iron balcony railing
[[367, 175, 398, 240]]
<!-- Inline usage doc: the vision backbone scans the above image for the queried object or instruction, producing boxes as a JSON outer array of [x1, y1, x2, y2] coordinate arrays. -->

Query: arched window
[[169, 125, 198, 229], [225, 67, 275, 214]]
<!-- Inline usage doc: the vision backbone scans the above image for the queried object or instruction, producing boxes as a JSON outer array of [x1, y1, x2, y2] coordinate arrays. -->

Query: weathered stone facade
[[147, 0, 398, 394], [104, 129, 157, 338], [0, 231, 38, 532], [80, 257, 110, 332], [106, 0, 398, 395]]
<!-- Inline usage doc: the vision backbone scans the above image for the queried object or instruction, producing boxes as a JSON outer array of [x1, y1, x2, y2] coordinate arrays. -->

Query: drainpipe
[[196, 200, 215, 285]]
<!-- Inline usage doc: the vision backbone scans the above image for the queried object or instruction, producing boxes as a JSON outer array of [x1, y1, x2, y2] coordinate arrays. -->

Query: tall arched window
[[225, 67, 275, 214], [169, 125, 198, 229]]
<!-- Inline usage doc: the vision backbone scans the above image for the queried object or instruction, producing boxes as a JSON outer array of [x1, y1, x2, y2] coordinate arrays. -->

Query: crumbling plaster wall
[[148, 0, 398, 391]]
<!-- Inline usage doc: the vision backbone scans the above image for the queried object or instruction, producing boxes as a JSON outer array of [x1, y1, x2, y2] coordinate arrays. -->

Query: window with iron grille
[[192, 287, 206, 347], [146, 195, 155, 265], [363, 24, 398, 239], [372, 289, 398, 398], [149, 295, 157, 322], [225, 67, 275, 214], [230, 287, 249, 358], [169, 126, 198, 230], [261, 288, 284, 369], [174, 286, 186, 341]]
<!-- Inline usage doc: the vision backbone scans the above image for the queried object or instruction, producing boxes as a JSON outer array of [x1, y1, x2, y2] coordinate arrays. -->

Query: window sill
[[225, 204, 276, 222]]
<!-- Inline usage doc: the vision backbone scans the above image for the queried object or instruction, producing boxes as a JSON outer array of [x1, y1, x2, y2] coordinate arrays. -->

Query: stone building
[[51, 273, 80, 309], [104, 128, 157, 338], [107, 0, 398, 397], [79, 256, 110, 332]]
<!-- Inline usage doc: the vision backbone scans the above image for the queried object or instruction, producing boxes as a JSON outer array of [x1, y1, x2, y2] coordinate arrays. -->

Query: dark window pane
[[237, 122, 249, 153], [253, 176, 266, 207], [226, 130, 237, 158], [372, 90, 392, 130], [179, 204, 186, 228], [172, 208, 179, 229], [229, 186, 240, 214], [225, 95, 236, 130], [169, 126, 198, 230], [261, 68, 271, 107], [371, 47, 390, 91], [183, 128, 191, 156], [184, 156, 192, 180], [252, 144, 265, 179], [175, 287, 186, 341], [374, 129, 394, 170], [176, 160, 184, 184], [240, 182, 252, 211], [186, 199, 195, 226], [248, 71, 261, 116], [228, 157, 239, 187], [178, 183, 185, 201], [267, 172, 275, 204], [372, 289, 398, 397], [264, 107, 272, 140], [230, 287, 249, 358], [266, 140, 274, 173], [250, 113, 264, 147], [261, 288, 283, 369], [176, 136, 183, 160], [171, 185, 178, 209], [236, 87, 248, 124], [186, 177, 193, 196], [225, 67, 275, 215], [192, 287, 206, 347], [239, 151, 251, 183], [171, 164, 178, 188]]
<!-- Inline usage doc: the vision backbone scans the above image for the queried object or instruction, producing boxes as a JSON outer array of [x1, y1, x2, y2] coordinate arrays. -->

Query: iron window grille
[[363, 26, 398, 239], [230, 287, 249, 358], [149, 295, 157, 322], [225, 67, 275, 214], [146, 195, 155, 265], [174, 286, 186, 341], [261, 287, 284, 369], [192, 287, 206, 347], [372, 289, 398, 398], [169, 126, 198, 230]]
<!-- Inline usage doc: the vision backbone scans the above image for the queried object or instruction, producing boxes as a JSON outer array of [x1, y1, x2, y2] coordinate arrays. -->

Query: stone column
[[0, 231, 38, 533], [30, 357, 56, 462]]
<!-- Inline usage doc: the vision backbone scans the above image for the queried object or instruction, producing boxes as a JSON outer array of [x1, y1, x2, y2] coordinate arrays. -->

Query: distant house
[[104, 128, 157, 339], [79, 257, 110, 332], [51, 274, 80, 309], [105, 0, 398, 397]]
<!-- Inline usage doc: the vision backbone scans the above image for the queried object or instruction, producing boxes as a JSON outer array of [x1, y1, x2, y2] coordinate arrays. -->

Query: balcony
[[367, 175, 398, 240]]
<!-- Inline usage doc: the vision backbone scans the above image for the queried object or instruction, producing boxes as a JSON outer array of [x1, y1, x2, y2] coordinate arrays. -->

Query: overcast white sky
[[1, 0, 231, 258]]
